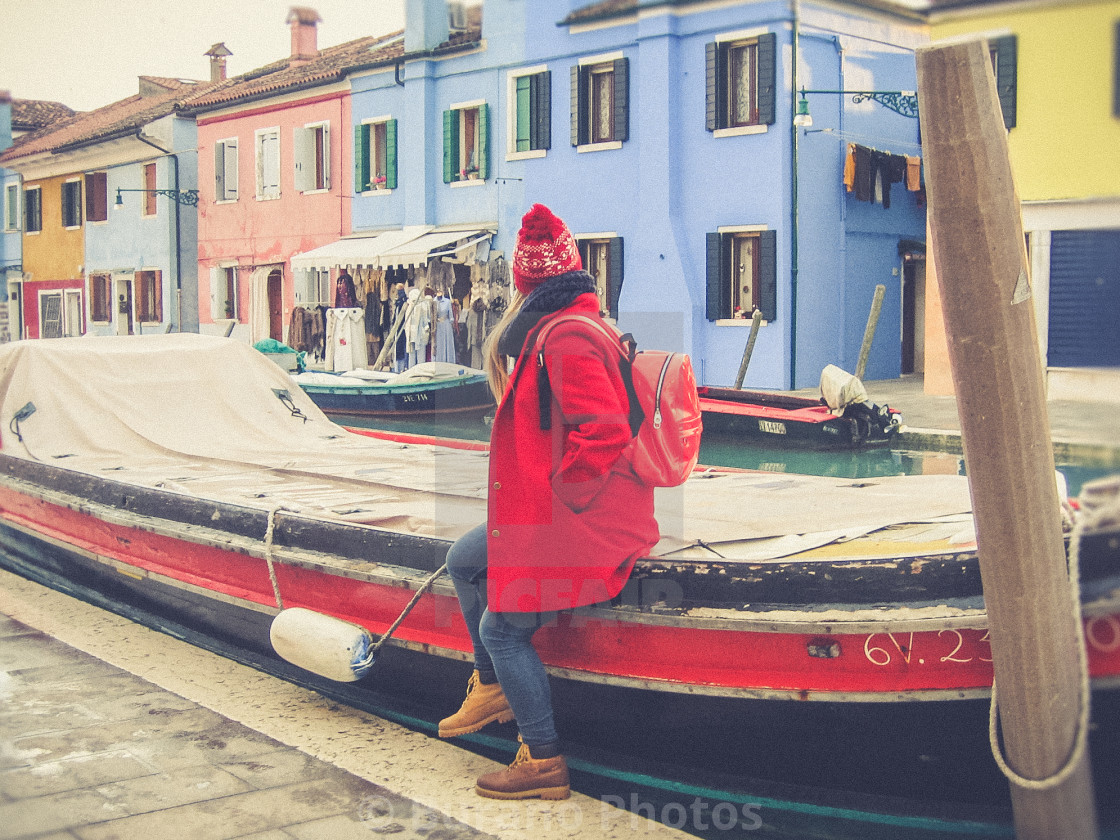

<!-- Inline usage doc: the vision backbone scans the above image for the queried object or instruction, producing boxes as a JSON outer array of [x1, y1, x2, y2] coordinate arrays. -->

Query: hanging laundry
[[843, 144, 856, 193], [853, 144, 874, 202], [906, 156, 922, 191]]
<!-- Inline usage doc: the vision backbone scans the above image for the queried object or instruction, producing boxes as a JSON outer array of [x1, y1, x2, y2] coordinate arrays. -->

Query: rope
[[354, 562, 448, 668], [987, 509, 1092, 790], [263, 505, 288, 609]]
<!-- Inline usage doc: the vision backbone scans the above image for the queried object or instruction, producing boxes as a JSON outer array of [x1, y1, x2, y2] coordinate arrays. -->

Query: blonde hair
[[482, 292, 525, 401]]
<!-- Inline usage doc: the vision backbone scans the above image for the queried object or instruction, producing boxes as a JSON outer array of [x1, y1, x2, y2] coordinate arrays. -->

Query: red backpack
[[533, 314, 702, 487]]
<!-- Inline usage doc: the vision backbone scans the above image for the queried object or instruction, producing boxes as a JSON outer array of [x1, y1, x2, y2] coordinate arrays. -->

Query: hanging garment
[[326, 307, 368, 372], [392, 291, 409, 371], [843, 144, 856, 193], [853, 145, 874, 203], [405, 291, 432, 368], [433, 295, 457, 363], [906, 156, 922, 191], [364, 292, 381, 341], [467, 297, 487, 369]]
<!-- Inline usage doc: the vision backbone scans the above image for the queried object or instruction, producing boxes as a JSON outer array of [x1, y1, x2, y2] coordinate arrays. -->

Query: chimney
[[287, 7, 322, 65], [405, 0, 451, 54], [205, 43, 233, 82]]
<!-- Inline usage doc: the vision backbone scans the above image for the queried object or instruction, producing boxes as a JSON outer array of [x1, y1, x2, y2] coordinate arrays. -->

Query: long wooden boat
[[1, 335, 1118, 830], [698, 384, 903, 448], [292, 362, 494, 417]]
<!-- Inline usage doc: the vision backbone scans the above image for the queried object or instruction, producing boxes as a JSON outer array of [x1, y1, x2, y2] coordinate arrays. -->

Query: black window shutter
[[612, 57, 629, 142], [705, 42, 719, 131], [757, 33, 777, 126], [608, 237, 624, 319], [533, 70, 551, 150], [570, 65, 587, 146], [706, 232, 726, 321], [1114, 22, 1119, 118], [759, 229, 777, 322], [992, 35, 1017, 129]]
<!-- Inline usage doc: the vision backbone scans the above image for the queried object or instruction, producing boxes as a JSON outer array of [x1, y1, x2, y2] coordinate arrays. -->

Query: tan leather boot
[[438, 670, 514, 738], [475, 742, 570, 800]]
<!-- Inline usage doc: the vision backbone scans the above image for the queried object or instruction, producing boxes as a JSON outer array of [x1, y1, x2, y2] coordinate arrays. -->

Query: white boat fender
[[269, 563, 448, 683], [269, 608, 377, 682]]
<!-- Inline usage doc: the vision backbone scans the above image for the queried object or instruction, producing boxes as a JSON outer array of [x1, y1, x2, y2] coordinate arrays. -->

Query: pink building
[[187, 9, 394, 344]]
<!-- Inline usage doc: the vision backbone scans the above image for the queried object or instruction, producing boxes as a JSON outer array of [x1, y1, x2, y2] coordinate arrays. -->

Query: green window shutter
[[991, 35, 1017, 129], [758, 229, 777, 322], [706, 232, 727, 321], [443, 109, 458, 183], [756, 33, 776, 126], [608, 237, 624, 320], [354, 123, 370, 192], [705, 42, 719, 131], [612, 57, 629, 142], [478, 103, 490, 180], [570, 65, 587, 146], [385, 119, 398, 190], [516, 76, 532, 152], [533, 70, 552, 150]]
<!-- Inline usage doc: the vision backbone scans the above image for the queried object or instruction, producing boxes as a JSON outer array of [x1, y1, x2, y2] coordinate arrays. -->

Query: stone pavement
[[0, 612, 491, 840], [0, 571, 687, 840]]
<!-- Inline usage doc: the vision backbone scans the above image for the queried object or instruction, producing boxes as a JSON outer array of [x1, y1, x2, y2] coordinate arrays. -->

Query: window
[[577, 237, 623, 319], [85, 172, 108, 222], [210, 266, 239, 320], [355, 118, 397, 191], [215, 137, 239, 201], [89, 273, 113, 322], [256, 128, 281, 199], [989, 35, 1017, 129], [24, 187, 41, 233], [142, 164, 157, 216], [443, 103, 490, 182], [706, 33, 776, 131], [510, 69, 551, 155], [135, 269, 162, 322], [39, 290, 83, 338], [706, 229, 777, 321], [61, 179, 82, 228], [294, 268, 331, 305], [295, 122, 330, 192], [571, 57, 628, 146], [4, 183, 19, 231]]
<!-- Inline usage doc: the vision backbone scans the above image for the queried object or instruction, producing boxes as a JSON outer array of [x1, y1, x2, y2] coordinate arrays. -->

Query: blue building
[[341, 0, 926, 388]]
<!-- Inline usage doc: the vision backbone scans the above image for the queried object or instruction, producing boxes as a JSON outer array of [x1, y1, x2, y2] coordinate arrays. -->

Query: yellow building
[[925, 0, 1120, 401], [18, 173, 86, 339]]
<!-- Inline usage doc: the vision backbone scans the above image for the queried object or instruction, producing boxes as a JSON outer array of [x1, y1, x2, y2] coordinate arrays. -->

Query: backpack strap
[[531, 314, 645, 435]]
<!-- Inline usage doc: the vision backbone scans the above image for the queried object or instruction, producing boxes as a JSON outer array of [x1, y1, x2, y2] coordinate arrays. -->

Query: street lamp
[[114, 187, 200, 207], [794, 88, 920, 127]]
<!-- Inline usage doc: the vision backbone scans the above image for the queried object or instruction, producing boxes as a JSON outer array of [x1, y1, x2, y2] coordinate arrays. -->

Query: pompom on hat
[[512, 204, 582, 295]]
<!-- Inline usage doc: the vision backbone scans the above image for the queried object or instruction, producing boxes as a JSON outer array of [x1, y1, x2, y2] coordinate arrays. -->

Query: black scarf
[[497, 271, 597, 357]]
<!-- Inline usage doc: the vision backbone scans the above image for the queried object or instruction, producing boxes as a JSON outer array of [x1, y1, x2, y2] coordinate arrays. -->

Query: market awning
[[289, 227, 431, 271], [378, 228, 493, 269]]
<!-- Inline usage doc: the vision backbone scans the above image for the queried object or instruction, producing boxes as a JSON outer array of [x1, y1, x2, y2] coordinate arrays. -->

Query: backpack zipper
[[652, 354, 673, 429]]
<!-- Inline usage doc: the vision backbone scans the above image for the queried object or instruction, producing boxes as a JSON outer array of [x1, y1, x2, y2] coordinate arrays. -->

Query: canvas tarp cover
[[0, 334, 973, 556]]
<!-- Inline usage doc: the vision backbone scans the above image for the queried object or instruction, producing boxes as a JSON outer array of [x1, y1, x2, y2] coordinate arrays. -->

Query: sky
[[2, 0, 406, 113]]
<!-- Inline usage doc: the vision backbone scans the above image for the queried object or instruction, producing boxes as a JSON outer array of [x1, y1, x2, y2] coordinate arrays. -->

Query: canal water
[[336, 412, 1116, 496]]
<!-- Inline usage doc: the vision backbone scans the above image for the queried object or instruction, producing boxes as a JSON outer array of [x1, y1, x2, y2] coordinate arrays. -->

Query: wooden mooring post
[[916, 41, 1097, 839]]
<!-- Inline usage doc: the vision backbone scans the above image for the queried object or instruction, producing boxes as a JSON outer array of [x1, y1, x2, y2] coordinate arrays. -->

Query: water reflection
[[335, 414, 1112, 496]]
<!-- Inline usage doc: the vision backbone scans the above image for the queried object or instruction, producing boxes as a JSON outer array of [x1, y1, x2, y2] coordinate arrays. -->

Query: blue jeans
[[445, 523, 559, 749]]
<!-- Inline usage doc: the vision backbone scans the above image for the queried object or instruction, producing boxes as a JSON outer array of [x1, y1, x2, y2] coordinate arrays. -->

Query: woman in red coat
[[438, 204, 659, 800]]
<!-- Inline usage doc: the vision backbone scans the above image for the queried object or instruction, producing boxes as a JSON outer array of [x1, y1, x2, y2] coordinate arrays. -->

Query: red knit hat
[[512, 204, 582, 295]]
